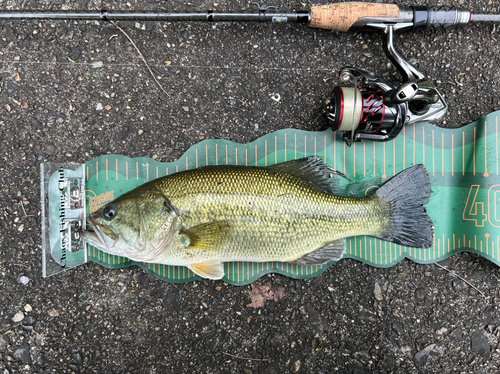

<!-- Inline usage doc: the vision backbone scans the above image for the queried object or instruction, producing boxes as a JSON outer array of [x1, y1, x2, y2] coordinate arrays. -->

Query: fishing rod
[[2, 2, 500, 143]]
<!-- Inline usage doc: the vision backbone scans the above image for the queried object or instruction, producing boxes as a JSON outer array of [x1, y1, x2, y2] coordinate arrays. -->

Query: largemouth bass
[[82, 157, 433, 279]]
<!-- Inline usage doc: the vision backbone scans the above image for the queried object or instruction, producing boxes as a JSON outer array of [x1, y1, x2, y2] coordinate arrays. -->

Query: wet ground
[[1, 0, 500, 373]]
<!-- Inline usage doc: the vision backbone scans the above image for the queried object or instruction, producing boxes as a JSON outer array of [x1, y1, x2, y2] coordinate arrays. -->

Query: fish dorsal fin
[[268, 156, 342, 194], [181, 221, 232, 252], [188, 260, 225, 280], [292, 239, 346, 265]]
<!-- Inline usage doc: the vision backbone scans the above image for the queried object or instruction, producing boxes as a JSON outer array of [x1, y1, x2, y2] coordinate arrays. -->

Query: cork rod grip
[[310, 2, 400, 32]]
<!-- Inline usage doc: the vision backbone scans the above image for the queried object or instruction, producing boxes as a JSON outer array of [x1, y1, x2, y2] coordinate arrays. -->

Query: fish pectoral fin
[[181, 221, 232, 252], [188, 260, 225, 280], [292, 239, 346, 265]]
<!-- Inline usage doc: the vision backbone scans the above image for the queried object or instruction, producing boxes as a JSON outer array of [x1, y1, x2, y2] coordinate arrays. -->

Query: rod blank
[[0, 10, 310, 23], [470, 14, 500, 22]]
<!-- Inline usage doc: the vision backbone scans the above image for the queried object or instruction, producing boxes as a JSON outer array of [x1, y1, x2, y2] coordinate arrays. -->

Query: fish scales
[[150, 166, 384, 263]]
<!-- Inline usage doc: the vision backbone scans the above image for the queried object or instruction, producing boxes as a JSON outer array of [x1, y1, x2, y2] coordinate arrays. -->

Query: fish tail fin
[[375, 165, 433, 248]]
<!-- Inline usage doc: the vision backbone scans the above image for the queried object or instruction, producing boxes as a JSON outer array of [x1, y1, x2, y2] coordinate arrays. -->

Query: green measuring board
[[81, 112, 500, 285]]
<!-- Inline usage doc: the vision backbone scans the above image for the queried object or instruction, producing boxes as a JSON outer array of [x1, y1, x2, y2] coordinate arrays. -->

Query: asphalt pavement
[[1, 0, 500, 373]]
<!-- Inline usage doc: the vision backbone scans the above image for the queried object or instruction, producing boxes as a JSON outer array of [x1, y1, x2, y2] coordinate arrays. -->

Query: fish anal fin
[[292, 239, 346, 266], [182, 221, 232, 252], [188, 260, 225, 280]]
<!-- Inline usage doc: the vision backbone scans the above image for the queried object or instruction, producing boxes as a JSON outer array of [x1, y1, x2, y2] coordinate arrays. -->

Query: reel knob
[[383, 81, 419, 106]]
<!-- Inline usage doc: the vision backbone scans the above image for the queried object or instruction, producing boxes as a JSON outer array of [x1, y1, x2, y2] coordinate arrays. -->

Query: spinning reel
[[326, 23, 448, 144]]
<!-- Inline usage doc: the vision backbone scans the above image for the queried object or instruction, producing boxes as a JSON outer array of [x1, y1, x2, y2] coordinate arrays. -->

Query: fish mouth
[[82, 216, 120, 253]]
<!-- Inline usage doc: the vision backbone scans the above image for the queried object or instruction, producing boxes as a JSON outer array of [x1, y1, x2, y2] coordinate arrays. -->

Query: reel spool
[[326, 67, 447, 144], [327, 85, 404, 143]]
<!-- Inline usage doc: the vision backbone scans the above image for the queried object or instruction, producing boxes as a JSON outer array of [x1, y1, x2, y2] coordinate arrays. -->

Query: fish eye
[[102, 204, 117, 221]]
